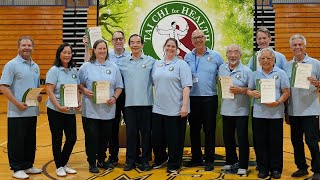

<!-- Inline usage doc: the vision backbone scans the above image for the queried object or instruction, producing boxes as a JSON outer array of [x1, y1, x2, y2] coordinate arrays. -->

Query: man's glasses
[[112, 37, 124, 41]]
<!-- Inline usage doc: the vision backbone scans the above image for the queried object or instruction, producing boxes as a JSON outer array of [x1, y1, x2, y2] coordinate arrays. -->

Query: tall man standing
[[0, 36, 43, 179], [184, 29, 224, 171], [286, 34, 320, 180]]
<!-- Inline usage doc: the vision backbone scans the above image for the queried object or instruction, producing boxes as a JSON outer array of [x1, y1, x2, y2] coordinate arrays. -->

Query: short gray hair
[[289, 34, 307, 47]]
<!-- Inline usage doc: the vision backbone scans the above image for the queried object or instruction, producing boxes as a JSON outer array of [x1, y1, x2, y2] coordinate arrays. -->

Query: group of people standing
[[0, 27, 319, 180]]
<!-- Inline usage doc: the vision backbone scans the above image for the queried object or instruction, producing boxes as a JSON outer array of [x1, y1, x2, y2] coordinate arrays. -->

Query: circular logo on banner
[[140, 1, 214, 59]]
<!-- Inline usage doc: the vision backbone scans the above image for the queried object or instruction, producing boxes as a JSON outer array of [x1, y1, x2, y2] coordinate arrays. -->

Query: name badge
[[192, 73, 199, 83]]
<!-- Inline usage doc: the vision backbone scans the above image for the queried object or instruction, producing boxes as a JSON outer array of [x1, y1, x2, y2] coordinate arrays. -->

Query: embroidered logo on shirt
[[142, 64, 146, 68], [273, 75, 278, 80], [207, 56, 212, 62], [158, 64, 163, 67], [236, 74, 241, 79], [106, 70, 111, 74], [33, 68, 38, 74], [169, 67, 174, 71], [72, 74, 77, 79]]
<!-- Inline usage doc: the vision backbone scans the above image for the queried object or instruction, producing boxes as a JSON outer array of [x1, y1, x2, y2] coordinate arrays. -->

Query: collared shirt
[[184, 47, 224, 96], [45, 66, 79, 114], [285, 54, 320, 116], [218, 63, 252, 116], [109, 49, 130, 65], [0, 54, 40, 117], [248, 49, 287, 71], [117, 54, 155, 107], [248, 66, 290, 118], [79, 60, 123, 120], [152, 57, 192, 116]]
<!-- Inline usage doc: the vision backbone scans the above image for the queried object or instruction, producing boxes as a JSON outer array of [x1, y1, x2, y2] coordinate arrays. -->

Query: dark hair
[[90, 39, 109, 62], [54, 43, 74, 68], [18, 36, 34, 47], [163, 38, 178, 49], [113, 30, 125, 38], [257, 27, 271, 38], [128, 34, 144, 45]]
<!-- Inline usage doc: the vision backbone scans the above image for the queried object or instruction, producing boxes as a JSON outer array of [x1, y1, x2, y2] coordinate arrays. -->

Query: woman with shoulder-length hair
[[78, 39, 123, 173], [46, 43, 81, 177]]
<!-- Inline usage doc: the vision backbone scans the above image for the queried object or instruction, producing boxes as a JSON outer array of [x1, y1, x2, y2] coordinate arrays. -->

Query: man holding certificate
[[218, 44, 252, 175], [247, 48, 290, 179], [79, 39, 123, 173], [0, 36, 43, 179], [285, 34, 320, 180], [45, 43, 81, 177]]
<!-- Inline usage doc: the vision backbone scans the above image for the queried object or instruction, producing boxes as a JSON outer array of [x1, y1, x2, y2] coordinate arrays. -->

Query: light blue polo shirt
[[152, 57, 192, 116], [79, 60, 123, 120], [0, 55, 40, 117], [218, 63, 252, 116], [45, 66, 79, 114], [109, 49, 130, 65], [248, 66, 290, 119], [117, 54, 155, 107], [248, 49, 287, 71], [285, 54, 320, 116], [184, 47, 224, 96]]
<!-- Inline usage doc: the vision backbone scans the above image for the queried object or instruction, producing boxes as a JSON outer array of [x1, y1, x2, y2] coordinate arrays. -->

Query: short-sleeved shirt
[[218, 63, 252, 116], [248, 49, 287, 71], [285, 54, 320, 116], [117, 54, 155, 107], [0, 55, 40, 117], [109, 49, 130, 65], [184, 47, 224, 96], [45, 66, 80, 114], [79, 60, 123, 120], [248, 66, 290, 118], [152, 57, 192, 116]]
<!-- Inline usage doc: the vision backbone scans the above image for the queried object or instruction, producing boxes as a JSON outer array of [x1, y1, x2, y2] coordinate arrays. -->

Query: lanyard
[[194, 54, 200, 73]]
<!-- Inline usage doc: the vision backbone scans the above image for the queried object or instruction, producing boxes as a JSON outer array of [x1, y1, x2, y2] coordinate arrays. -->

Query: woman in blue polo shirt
[[78, 39, 123, 173], [46, 43, 81, 177], [247, 48, 290, 179], [151, 38, 192, 173]]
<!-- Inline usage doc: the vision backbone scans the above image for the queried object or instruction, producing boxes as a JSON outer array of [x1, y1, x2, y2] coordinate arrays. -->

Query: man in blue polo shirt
[[184, 29, 224, 171], [0, 36, 43, 179], [285, 34, 320, 180]]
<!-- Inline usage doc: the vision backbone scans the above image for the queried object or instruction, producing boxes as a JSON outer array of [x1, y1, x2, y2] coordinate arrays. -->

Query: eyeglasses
[[112, 37, 124, 41], [192, 35, 205, 40]]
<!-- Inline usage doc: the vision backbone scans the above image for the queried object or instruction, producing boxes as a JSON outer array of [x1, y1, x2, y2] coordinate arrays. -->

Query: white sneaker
[[63, 165, 77, 174], [13, 170, 29, 179], [221, 165, 232, 170], [56, 167, 67, 177], [24, 166, 43, 174], [237, 168, 247, 175]]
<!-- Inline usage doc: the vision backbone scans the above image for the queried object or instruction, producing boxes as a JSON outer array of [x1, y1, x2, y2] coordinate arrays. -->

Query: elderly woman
[[151, 38, 192, 173], [218, 44, 252, 175], [247, 48, 290, 179], [79, 39, 123, 173]]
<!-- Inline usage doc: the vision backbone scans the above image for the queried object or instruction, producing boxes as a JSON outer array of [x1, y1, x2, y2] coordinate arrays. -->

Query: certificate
[[22, 88, 43, 106], [219, 76, 234, 99], [85, 26, 102, 48], [252, 51, 261, 71], [92, 81, 110, 104], [60, 84, 78, 107], [257, 79, 276, 103], [291, 63, 312, 89]]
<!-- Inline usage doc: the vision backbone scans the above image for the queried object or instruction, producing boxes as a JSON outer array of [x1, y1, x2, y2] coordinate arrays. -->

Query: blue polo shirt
[[117, 54, 155, 107], [0, 55, 40, 117], [285, 54, 320, 116], [79, 60, 123, 120], [109, 49, 130, 65], [248, 67, 290, 118], [45, 66, 79, 114], [184, 47, 224, 96], [152, 57, 192, 116], [218, 63, 252, 116], [248, 49, 287, 71]]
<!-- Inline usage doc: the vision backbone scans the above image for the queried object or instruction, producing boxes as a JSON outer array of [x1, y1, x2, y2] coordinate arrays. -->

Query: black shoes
[[138, 162, 152, 171], [97, 161, 115, 170], [272, 171, 281, 179], [89, 164, 99, 173], [258, 171, 269, 179], [291, 169, 309, 177], [204, 162, 214, 171], [184, 159, 204, 167], [124, 163, 136, 171], [106, 158, 119, 166], [152, 158, 168, 169]]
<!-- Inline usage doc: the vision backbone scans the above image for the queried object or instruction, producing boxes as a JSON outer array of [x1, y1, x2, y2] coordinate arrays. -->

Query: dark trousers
[[124, 106, 152, 165], [290, 116, 320, 173], [253, 118, 283, 173], [189, 96, 218, 163], [152, 113, 186, 170], [8, 116, 37, 171], [47, 108, 77, 168], [222, 116, 249, 169], [82, 117, 112, 165]]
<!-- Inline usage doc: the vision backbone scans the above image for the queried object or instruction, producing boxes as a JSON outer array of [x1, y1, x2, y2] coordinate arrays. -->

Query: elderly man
[[285, 34, 320, 180], [184, 29, 224, 171], [218, 44, 252, 175], [0, 36, 43, 179]]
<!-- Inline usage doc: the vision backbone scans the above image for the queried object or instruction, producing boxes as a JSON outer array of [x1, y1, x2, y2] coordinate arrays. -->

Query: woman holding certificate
[[46, 43, 81, 177], [247, 48, 290, 179], [151, 38, 192, 173], [218, 44, 252, 175], [79, 39, 123, 173]]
